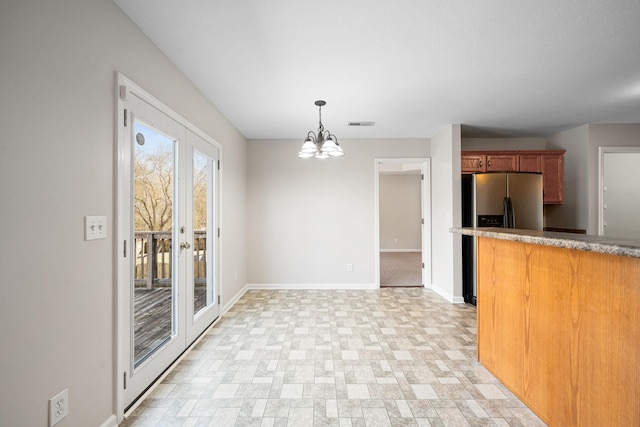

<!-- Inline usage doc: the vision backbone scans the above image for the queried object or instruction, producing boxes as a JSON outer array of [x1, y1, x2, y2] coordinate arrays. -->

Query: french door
[[117, 76, 220, 413]]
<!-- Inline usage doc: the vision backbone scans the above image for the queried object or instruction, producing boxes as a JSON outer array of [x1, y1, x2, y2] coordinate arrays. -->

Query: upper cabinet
[[462, 150, 565, 204], [486, 154, 518, 172], [518, 153, 542, 172], [460, 154, 486, 172], [540, 154, 564, 204], [461, 153, 519, 172]]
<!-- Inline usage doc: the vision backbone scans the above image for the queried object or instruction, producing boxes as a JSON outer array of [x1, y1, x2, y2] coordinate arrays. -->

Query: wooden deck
[[134, 286, 207, 365]]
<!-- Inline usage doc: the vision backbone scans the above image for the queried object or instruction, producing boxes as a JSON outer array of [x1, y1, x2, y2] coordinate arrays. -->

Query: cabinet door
[[542, 154, 563, 204], [519, 154, 542, 172], [461, 154, 486, 173], [486, 154, 518, 171]]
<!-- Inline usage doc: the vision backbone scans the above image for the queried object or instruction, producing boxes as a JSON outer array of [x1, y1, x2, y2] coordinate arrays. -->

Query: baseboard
[[430, 285, 465, 304], [379, 249, 421, 253], [247, 283, 378, 290], [222, 284, 249, 315], [101, 414, 117, 427]]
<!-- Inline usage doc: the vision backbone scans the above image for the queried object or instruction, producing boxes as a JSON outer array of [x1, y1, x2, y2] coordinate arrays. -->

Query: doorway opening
[[375, 159, 431, 288]]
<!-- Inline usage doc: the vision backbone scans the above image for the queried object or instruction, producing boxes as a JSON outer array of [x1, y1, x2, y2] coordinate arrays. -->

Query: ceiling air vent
[[348, 121, 375, 127]]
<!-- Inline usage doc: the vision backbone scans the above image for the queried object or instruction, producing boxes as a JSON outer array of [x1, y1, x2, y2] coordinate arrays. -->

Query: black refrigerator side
[[461, 175, 476, 305]]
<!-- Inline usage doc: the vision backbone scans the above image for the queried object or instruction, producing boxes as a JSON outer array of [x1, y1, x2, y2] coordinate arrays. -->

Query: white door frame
[[115, 73, 222, 421], [598, 146, 640, 235], [374, 158, 431, 288]]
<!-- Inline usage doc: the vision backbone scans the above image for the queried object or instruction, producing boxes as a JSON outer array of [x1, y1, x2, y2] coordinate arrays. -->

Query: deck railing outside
[[134, 230, 207, 289]]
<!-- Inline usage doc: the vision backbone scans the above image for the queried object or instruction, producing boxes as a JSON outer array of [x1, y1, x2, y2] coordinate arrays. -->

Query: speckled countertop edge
[[450, 227, 640, 258]]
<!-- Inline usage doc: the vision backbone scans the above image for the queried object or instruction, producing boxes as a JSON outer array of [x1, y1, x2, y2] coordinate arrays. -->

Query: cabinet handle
[[488, 160, 491, 167], [479, 161, 483, 167]]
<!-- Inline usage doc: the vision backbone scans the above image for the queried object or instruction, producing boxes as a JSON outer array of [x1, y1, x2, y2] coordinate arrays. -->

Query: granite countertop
[[450, 227, 640, 258]]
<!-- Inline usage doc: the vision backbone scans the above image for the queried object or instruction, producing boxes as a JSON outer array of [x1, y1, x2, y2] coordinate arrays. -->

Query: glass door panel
[[132, 121, 176, 367], [122, 91, 187, 410], [186, 131, 219, 343], [192, 150, 211, 315]]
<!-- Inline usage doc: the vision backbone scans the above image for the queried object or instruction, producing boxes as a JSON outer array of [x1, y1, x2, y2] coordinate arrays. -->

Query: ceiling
[[113, 0, 640, 140]]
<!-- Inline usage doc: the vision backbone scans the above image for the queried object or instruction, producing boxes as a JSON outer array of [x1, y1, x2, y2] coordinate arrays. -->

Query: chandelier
[[297, 100, 344, 159]]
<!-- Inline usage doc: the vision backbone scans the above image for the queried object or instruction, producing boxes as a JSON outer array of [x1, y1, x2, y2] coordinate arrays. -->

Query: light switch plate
[[85, 216, 107, 240]]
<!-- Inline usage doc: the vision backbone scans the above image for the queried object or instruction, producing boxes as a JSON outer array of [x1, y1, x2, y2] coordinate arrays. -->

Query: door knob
[[180, 242, 191, 250]]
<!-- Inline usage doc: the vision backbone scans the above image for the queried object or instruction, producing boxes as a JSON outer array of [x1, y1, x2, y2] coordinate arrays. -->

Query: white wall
[[379, 174, 422, 251], [430, 125, 463, 303], [0, 1, 247, 425], [247, 139, 429, 287]]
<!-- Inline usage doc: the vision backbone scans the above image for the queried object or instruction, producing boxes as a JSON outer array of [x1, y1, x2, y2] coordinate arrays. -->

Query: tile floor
[[121, 288, 546, 426]]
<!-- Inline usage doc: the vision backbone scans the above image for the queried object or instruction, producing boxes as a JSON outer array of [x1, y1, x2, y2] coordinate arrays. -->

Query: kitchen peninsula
[[451, 227, 640, 427]]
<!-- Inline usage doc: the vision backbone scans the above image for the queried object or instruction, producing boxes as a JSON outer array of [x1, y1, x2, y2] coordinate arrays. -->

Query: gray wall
[[430, 125, 463, 302], [462, 137, 547, 151], [546, 125, 590, 230], [547, 124, 640, 233], [0, 1, 247, 425], [247, 139, 429, 286], [379, 174, 422, 251], [587, 124, 640, 233]]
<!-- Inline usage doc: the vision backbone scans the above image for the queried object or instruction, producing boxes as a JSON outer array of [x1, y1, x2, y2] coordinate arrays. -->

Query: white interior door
[[600, 149, 640, 238], [117, 76, 221, 414]]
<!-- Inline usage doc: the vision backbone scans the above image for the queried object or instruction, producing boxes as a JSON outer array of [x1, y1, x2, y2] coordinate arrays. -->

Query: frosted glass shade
[[300, 139, 317, 154], [321, 138, 339, 152], [298, 151, 315, 158]]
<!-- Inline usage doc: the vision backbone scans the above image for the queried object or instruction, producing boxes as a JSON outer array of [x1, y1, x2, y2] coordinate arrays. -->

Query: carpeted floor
[[380, 252, 422, 287]]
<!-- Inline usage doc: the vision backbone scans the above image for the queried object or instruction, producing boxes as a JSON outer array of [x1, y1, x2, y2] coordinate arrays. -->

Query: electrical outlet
[[48, 388, 68, 427], [347, 263, 353, 272], [85, 216, 107, 240]]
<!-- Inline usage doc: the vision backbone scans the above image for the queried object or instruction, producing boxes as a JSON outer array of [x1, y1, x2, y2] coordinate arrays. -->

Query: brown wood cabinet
[[462, 150, 565, 204], [518, 153, 541, 172], [486, 154, 518, 171], [460, 154, 486, 172], [541, 154, 563, 204]]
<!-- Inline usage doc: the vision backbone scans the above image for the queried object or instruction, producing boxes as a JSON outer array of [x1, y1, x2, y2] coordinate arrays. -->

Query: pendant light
[[298, 100, 344, 159]]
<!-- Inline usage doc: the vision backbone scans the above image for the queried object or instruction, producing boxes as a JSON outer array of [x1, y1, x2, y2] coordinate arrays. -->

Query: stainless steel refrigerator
[[461, 172, 543, 305]]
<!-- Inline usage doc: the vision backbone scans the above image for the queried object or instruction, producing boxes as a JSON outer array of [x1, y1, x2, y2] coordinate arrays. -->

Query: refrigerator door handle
[[502, 197, 515, 228], [503, 197, 509, 228], [510, 197, 515, 228]]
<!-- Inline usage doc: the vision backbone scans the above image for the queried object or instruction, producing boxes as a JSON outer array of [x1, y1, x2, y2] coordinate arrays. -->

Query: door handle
[[180, 242, 191, 250]]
